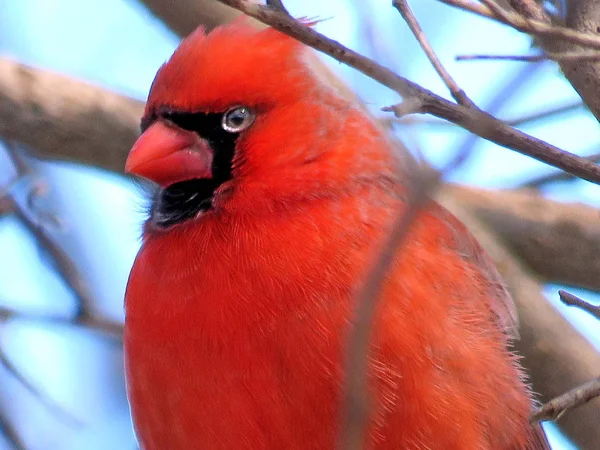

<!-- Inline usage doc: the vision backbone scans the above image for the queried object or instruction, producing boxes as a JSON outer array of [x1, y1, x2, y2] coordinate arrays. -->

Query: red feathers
[[124, 19, 549, 449]]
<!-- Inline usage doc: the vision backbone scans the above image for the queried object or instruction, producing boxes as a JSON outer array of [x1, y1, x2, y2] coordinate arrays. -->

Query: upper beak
[[125, 121, 213, 187]]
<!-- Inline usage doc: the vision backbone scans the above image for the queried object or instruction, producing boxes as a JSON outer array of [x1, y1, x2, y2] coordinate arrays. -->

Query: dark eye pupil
[[228, 110, 246, 125]]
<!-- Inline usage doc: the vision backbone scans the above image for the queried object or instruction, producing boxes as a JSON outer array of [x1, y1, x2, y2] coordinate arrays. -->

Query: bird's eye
[[221, 106, 254, 133]]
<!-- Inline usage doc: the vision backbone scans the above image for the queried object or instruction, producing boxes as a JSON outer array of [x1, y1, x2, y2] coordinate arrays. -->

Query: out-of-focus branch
[[437, 0, 600, 49], [0, 406, 26, 450], [3, 142, 96, 320], [341, 142, 472, 449], [446, 185, 600, 291], [0, 345, 80, 426], [439, 192, 600, 450], [506, 101, 586, 128], [507, 0, 600, 124], [521, 150, 600, 188], [0, 57, 143, 174], [0, 306, 123, 340]]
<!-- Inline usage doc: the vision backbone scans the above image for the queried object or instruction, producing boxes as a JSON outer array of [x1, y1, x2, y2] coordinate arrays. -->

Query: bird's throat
[[150, 179, 219, 228]]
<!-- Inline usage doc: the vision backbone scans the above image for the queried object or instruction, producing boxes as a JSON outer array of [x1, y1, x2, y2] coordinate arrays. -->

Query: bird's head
[[126, 19, 397, 230]]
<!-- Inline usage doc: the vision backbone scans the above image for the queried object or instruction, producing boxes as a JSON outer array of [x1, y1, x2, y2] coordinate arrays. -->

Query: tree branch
[[392, 0, 474, 106], [558, 290, 600, 320], [448, 185, 600, 292], [0, 57, 143, 174], [532, 376, 600, 422]]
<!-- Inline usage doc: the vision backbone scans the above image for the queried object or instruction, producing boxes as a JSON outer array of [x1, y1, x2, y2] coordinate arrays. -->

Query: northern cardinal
[[124, 20, 550, 450]]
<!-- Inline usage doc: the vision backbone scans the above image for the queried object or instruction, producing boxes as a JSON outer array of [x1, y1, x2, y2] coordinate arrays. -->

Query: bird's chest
[[124, 223, 354, 449]]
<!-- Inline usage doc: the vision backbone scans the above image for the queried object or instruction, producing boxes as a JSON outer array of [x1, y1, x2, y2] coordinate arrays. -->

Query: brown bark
[[449, 185, 600, 291], [0, 57, 143, 173]]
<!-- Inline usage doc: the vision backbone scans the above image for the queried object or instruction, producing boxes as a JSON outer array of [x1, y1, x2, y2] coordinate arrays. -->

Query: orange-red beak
[[125, 121, 213, 187]]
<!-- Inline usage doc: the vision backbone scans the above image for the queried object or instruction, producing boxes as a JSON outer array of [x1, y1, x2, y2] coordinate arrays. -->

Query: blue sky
[[1, 0, 598, 448]]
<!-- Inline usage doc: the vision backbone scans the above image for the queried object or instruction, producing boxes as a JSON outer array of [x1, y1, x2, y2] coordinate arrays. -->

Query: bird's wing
[[428, 202, 519, 338], [429, 203, 552, 449]]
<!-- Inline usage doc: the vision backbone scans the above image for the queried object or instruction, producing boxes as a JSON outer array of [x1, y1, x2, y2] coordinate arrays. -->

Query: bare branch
[[531, 376, 600, 422], [558, 290, 600, 320], [392, 0, 474, 107], [507, 0, 549, 22], [137, 0, 242, 35], [0, 346, 81, 427], [3, 141, 96, 321], [0, 406, 26, 450], [456, 51, 600, 62], [447, 185, 600, 292], [520, 150, 600, 188], [0, 306, 123, 340], [438, 0, 600, 50], [506, 101, 585, 127], [440, 0, 600, 121], [0, 57, 143, 173]]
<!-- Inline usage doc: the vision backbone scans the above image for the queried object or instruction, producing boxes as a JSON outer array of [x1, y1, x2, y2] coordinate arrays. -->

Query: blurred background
[[0, 0, 599, 448]]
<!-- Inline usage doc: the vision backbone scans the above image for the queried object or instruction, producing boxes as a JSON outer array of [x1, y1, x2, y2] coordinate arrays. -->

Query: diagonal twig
[[558, 290, 600, 320], [520, 150, 600, 188], [0, 405, 26, 450], [456, 51, 600, 62], [0, 346, 81, 427], [531, 376, 600, 422], [392, 0, 474, 107], [438, 0, 600, 50], [2, 142, 96, 321], [0, 305, 123, 340]]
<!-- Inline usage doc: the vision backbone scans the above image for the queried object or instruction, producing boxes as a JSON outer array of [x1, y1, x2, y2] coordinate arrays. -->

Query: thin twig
[[0, 406, 26, 450], [456, 51, 600, 62], [0, 305, 123, 340], [0, 347, 82, 427], [2, 142, 96, 321], [558, 290, 600, 320], [392, 0, 474, 107], [531, 376, 600, 422], [506, 101, 585, 127], [520, 150, 600, 188], [438, 0, 600, 51], [214, 0, 600, 185], [394, 101, 585, 128], [448, 59, 542, 169]]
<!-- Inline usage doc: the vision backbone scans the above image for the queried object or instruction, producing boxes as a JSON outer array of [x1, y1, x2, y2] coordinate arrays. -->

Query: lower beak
[[125, 121, 213, 187]]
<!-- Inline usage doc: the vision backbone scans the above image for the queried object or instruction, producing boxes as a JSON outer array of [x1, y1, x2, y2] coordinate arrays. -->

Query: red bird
[[124, 20, 549, 450]]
